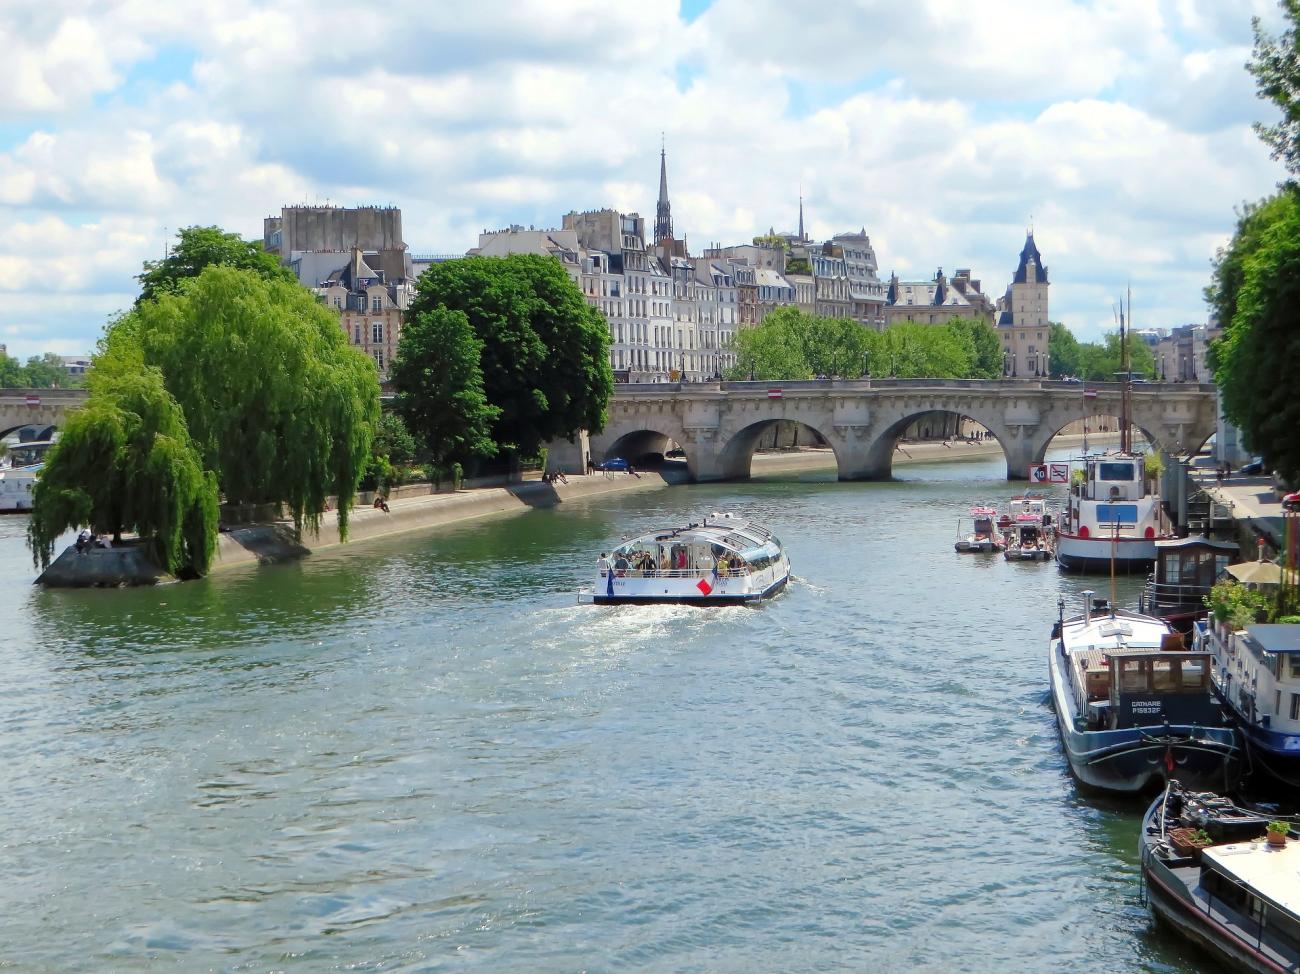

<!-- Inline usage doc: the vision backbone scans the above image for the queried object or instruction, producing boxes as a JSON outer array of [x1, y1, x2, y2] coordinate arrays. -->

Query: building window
[[372, 321, 384, 343], [334, 297, 342, 309], [353, 323, 362, 344], [375, 349, 384, 369], [371, 296, 382, 312]]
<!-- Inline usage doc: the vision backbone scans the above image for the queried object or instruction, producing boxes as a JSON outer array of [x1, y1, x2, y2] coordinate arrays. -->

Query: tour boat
[[0, 441, 52, 514], [1055, 451, 1173, 572], [1141, 782, 1300, 973], [954, 506, 1004, 553], [1197, 621, 1300, 792], [581, 513, 790, 605], [1048, 591, 1239, 795], [1001, 495, 1054, 561]]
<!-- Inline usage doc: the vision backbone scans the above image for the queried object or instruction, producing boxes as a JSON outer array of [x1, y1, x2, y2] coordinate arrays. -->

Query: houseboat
[[954, 507, 1004, 553], [1141, 781, 1300, 973], [1139, 536, 1239, 632], [1198, 621, 1300, 792], [1056, 452, 1173, 572], [0, 439, 54, 513], [1049, 591, 1239, 795], [582, 514, 790, 606]]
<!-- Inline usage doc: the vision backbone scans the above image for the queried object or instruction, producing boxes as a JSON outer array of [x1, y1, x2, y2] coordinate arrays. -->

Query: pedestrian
[[586, 456, 595, 476], [628, 464, 640, 479], [597, 552, 609, 576], [1225, 461, 1232, 480]]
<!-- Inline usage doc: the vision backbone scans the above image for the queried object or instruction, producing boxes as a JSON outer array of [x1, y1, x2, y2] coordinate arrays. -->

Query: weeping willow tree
[[27, 353, 218, 575], [106, 266, 380, 539]]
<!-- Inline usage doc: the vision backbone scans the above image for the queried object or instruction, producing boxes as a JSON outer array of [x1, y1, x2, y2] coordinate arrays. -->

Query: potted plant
[[1267, 820, 1291, 847], [1170, 827, 1214, 861]]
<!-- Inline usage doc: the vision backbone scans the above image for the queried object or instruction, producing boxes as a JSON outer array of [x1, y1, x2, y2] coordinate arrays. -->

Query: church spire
[[655, 138, 673, 245], [798, 187, 805, 241]]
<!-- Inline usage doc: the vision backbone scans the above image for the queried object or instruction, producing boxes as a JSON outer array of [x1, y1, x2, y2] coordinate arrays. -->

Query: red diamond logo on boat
[[696, 578, 713, 595]]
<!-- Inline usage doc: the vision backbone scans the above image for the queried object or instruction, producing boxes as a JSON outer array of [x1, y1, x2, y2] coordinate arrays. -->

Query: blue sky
[[0, 0, 1288, 359]]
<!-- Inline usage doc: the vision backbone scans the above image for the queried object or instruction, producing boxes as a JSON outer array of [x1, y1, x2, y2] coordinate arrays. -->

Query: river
[[0, 448, 1210, 972]]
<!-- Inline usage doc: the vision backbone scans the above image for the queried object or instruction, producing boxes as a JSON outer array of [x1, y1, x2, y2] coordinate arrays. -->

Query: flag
[[606, 569, 614, 598], [1083, 389, 1098, 400], [696, 578, 713, 595]]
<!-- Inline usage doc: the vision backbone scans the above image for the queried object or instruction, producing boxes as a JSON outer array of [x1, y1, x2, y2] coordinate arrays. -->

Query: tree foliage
[[391, 307, 500, 467], [948, 318, 1002, 378], [26, 352, 217, 576], [1207, 188, 1300, 483], [137, 225, 294, 306], [404, 255, 612, 459], [372, 412, 419, 467], [1049, 322, 1081, 377], [1249, 1, 1300, 176], [0, 351, 81, 388], [107, 265, 380, 538]]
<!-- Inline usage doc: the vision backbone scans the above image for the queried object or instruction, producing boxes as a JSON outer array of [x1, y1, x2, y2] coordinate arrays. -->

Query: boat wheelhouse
[[1198, 622, 1300, 792], [1056, 452, 1173, 572], [954, 507, 1004, 553], [1139, 536, 1240, 631], [1049, 592, 1238, 795], [582, 514, 790, 606], [1141, 782, 1300, 974]]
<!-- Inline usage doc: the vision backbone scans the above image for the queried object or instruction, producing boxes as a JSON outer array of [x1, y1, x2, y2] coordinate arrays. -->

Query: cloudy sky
[[0, 0, 1289, 359]]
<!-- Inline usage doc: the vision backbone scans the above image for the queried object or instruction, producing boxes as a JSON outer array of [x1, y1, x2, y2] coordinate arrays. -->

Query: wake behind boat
[[1048, 591, 1239, 795], [581, 513, 790, 606]]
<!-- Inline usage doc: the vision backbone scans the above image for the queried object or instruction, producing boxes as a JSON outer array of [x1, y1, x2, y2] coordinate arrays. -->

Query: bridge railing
[[611, 379, 1215, 396]]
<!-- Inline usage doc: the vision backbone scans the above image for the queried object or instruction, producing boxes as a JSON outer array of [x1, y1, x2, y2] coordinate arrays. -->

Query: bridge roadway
[[548, 378, 1218, 482], [0, 388, 88, 439]]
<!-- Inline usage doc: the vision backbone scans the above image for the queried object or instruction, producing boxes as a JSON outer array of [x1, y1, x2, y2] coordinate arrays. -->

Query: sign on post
[[767, 389, 783, 399], [1030, 464, 1049, 483], [1049, 463, 1070, 483], [24, 395, 40, 406]]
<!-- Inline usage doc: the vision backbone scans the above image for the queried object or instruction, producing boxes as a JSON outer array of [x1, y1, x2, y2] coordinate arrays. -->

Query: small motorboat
[[580, 513, 791, 605], [1140, 781, 1300, 973], [1003, 513, 1053, 561], [954, 507, 1004, 553]]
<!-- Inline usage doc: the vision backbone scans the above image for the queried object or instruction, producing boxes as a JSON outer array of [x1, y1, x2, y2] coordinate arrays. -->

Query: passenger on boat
[[614, 554, 629, 576], [597, 553, 609, 576], [716, 553, 730, 575]]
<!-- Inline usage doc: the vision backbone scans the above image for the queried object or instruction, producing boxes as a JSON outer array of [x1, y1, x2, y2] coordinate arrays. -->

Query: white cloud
[[0, 0, 1288, 358]]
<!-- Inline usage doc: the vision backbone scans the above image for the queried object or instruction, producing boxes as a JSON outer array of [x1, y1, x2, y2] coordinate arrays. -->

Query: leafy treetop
[[137, 225, 295, 305]]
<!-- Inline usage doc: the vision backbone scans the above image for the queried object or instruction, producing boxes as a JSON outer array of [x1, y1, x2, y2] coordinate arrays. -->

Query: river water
[[0, 449, 1211, 972]]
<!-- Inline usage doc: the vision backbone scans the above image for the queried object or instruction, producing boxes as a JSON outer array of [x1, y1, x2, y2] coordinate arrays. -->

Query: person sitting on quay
[[75, 528, 92, 555], [373, 494, 390, 514]]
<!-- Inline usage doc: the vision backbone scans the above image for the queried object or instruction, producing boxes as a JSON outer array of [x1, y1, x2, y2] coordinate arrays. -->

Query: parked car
[[665, 448, 685, 458], [1283, 491, 1300, 512], [1241, 457, 1266, 475], [596, 457, 630, 472]]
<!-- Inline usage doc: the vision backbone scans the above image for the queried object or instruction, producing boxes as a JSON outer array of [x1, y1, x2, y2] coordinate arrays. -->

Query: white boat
[[954, 506, 1004, 553], [1056, 452, 1172, 572], [0, 440, 53, 513], [1000, 493, 1054, 561], [1048, 591, 1238, 795], [580, 513, 790, 606]]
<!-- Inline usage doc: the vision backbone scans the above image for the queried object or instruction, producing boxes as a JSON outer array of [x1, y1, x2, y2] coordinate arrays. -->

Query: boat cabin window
[[1097, 462, 1136, 481], [1113, 656, 1209, 694], [1162, 550, 1234, 586]]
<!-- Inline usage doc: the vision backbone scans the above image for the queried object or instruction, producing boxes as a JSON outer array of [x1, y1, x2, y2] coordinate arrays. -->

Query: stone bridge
[[549, 379, 1218, 481], [0, 388, 86, 439]]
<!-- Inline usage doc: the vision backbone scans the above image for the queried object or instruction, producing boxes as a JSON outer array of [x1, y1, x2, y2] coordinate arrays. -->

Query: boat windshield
[[6, 441, 53, 467]]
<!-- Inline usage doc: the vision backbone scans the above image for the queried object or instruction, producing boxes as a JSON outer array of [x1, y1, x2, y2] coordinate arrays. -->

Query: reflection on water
[[0, 449, 1201, 972]]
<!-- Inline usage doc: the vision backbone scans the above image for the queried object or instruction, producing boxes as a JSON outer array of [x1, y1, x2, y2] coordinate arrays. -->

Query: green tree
[[391, 307, 500, 468], [872, 321, 973, 378], [1208, 188, 1300, 483], [1049, 322, 1082, 378], [407, 255, 612, 460], [26, 352, 217, 576], [107, 266, 380, 538], [1248, 2, 1300, 176], [727, 308, 814, 379], [21, 352, 67, 388], [949, 318, 1002, 378], [0, 352, 24, 387], [372, 412, 418, 467], [803, 314, 876, 378], [137, 225, 294, 305]]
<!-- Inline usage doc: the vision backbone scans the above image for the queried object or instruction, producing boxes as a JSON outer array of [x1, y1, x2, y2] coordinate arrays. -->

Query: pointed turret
[[655, 142, 673, 245], [798, 191, 805, 242]]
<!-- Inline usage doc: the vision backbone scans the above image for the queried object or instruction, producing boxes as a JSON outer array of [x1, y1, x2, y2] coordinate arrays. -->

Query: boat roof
[[1154, 535, 1238, 552], [615, 516, 777, 554], [1246, 624, 1300, 656], [1203, 840, 1300, 918], [1061, 608, 1171, 651], [969, 506, 997, 516]]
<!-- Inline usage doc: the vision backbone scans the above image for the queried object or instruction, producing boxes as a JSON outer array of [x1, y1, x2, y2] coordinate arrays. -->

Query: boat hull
[[1213, 695, 1300, 793], [1056, 532, 1159, 572], [591, 573, 788, 606]]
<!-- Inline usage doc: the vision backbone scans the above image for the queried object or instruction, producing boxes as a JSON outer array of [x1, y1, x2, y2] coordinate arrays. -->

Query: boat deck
[[1155, 860, 1300, 972]]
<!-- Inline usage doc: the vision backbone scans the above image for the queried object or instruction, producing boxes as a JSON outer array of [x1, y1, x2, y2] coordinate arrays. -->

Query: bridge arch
[[715, 418, 844, 480], [590, 417, 700, 479], [858, 403, 1014, 480]]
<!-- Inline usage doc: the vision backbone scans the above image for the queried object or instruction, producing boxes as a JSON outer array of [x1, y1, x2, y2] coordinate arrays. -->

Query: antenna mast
[[1120, 286, 1132, 454]]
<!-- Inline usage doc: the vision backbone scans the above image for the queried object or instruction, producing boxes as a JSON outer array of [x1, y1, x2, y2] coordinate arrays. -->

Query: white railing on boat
[[601, 568, 751, 579]]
